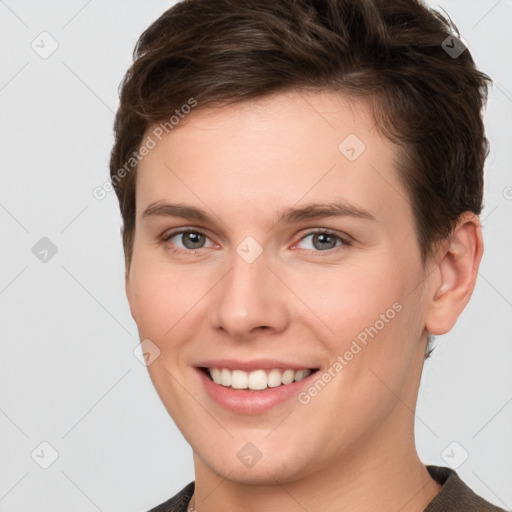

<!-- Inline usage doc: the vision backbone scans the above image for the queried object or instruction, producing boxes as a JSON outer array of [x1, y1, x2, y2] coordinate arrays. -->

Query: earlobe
[[425, 213, 483, 335]]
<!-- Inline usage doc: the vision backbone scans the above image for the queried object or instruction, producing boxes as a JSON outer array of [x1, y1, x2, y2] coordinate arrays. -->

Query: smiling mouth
[[200, 367, 319, 391]]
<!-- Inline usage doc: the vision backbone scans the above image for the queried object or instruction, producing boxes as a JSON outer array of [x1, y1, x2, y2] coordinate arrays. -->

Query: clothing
[[423, 466, 506, 511], [146, 465, 507, 512]]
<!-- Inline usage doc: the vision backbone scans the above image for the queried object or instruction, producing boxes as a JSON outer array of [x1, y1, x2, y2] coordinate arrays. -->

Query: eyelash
[[160, 228, 352, 256]]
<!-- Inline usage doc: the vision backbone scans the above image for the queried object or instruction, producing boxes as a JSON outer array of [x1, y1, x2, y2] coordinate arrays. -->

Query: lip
[[195, 359, 314, 372], [195, 362, 319, 415]]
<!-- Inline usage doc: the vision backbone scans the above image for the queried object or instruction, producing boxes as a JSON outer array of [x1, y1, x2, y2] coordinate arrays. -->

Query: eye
[[162, 229, 215, 254], [161, 228, 351, 256], [294, 230, 351, 253]]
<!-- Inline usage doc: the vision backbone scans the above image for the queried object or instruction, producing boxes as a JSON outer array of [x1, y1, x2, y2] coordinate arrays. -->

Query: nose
[[209, 248, 290, 340]]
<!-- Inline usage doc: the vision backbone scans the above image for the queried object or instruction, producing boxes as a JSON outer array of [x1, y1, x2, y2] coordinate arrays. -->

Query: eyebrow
[[142, 200, 376, 226]]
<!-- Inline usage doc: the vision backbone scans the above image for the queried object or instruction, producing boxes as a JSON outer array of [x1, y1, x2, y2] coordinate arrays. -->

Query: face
[[126, 90, 433, 485]]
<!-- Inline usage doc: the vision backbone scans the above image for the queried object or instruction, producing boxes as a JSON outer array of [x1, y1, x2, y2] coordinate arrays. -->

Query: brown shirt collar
[[147, 465, 506, 511]]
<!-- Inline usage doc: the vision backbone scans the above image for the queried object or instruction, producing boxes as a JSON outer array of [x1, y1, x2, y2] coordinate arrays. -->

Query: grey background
[[0, 1, 511, 511]]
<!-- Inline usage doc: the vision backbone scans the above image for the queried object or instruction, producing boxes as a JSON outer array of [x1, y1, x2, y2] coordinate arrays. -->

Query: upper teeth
[[208, 368, 312, 390]]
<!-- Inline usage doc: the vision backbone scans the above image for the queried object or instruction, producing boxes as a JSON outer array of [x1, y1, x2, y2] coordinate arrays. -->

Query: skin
[[125, 90, 483, 512]]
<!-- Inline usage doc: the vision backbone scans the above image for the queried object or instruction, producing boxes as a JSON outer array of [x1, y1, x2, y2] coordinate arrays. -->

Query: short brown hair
[[109, 0, 492, 357]]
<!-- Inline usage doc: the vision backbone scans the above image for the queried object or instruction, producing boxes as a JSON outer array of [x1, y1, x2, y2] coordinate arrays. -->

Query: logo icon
[[441, 441, 469, 469], [236, 236, 263, 264], [32, 237, 58, 263], [31, 441, 59, 469], [338, 134, 366, 161], [237, 442, 263, 468], [31, 32, 59, 59], [441, 35, 467, 59], [133, 338, 161, 366]]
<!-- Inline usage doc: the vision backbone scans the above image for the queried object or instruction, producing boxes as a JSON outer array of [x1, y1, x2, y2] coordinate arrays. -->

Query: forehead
[[135, 90, 408, 223]]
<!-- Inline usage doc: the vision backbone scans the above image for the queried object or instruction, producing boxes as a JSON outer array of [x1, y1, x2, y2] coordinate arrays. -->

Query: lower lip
[[196, 368, 317, 415]]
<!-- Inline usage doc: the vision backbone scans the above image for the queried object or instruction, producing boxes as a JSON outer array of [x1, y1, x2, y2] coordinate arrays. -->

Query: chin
[[195, 439, 318, 485]]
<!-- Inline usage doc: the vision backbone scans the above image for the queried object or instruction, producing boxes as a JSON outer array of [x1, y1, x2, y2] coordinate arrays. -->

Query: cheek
[[292, 280, 420, 452], [129, 264, 195, 349], [128, 264, 206, 424], [287, 261, 407, 344], [289, 260, 422, 395]]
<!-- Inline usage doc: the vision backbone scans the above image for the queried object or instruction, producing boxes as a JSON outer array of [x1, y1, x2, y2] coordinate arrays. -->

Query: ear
[[425, 212, 484, 335]]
